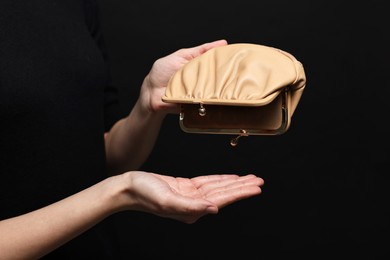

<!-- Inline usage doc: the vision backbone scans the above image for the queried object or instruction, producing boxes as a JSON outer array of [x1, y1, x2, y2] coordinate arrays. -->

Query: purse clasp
[[230, 129, 249, 147], [198, 103, 206, 116]]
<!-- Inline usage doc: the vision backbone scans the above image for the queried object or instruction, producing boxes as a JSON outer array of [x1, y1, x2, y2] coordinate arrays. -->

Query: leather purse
[[162, 43, 306, 146]]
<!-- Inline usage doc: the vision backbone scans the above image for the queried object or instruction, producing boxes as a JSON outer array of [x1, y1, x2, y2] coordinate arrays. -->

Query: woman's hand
[[139, 39, 228, 115], [118, 171, 264, 224]]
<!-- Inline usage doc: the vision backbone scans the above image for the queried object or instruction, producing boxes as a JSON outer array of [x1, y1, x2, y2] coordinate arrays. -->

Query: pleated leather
[[163, 43, 305, 117]]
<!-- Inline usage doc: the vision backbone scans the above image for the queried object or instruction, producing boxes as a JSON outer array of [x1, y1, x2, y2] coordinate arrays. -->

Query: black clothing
[[0, 0, 121, 258]]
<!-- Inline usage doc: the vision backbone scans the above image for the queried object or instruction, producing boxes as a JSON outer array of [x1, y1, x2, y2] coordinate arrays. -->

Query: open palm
[[125, 171, 264, 224]]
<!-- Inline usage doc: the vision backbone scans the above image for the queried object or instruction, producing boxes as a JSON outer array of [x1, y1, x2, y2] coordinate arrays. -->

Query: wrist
[[130, 99, 166, 126], [98, 174, 134, 214], [139, 75, 172, 117]]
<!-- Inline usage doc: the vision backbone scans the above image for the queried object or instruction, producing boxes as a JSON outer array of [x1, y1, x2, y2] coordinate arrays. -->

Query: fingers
[[191, 174, 240, 186], [205, 175, 263, 196], [193, 174, 264, 209], [192, 174, 263, 189], [181, 39, 228, 60], [206, 175, 264, 196], [195, 39, 228, 55], [207, 185, 262, 209], [158, 102, 181, 114]]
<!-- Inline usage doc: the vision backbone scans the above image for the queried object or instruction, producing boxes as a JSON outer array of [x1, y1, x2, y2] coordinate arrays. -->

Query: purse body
[[162, 43, 306, 144]]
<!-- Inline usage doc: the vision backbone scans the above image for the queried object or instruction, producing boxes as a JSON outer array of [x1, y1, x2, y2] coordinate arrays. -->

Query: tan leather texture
[[162, 43, 306, 138], [163, 43, 306, 113]]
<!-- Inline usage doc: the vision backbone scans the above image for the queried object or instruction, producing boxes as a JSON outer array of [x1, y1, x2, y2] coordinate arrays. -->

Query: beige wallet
[[162, 43, 306, 146]]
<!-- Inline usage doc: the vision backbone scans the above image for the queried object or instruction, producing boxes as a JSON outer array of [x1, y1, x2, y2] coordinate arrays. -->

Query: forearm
[[0, 176, 125, 260], [105, 98, 166, 175]]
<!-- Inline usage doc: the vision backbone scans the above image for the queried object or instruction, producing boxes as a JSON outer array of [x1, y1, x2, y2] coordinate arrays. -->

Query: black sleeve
[[84, 0, 123, 132]]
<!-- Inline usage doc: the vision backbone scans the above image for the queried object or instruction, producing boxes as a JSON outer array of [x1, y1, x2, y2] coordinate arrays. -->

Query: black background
[[97, 0, 389, 259]]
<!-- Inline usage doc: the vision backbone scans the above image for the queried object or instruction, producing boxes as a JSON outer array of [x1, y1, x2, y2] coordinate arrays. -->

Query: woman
[[0, 0, 264, 259]]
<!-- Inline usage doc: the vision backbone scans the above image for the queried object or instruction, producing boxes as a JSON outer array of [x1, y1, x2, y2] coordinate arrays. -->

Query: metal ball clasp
[[198, 104, 206, 116]]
